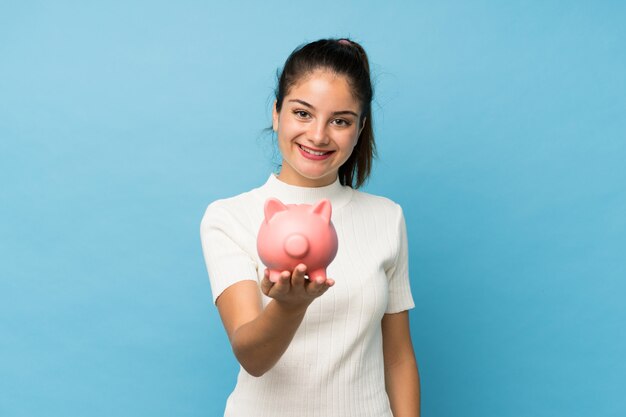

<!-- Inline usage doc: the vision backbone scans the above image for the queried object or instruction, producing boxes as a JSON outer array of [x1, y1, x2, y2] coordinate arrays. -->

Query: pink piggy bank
[[257, 198, 338, 283]]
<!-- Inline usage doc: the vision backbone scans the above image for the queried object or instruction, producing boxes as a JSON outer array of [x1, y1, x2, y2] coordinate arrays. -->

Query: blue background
[[1, 1, 625, 416]]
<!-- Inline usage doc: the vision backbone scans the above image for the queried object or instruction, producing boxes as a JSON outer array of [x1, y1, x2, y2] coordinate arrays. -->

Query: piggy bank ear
[[264, 198, 288, 223], [311, 199, 332, 224]]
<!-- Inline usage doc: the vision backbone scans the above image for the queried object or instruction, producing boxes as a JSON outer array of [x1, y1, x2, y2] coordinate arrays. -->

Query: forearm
[[385, 358, 420, 417], [230, 300, 307, 377]]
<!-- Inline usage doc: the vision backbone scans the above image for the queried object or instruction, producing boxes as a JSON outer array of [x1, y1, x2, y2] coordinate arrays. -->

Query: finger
[[271, 270, 292, 294], [317, 278, 336, 295], [308, 275, 336, 296], [320, 278, 335, 293], [260, 269, 273, 295], [291, 264, 307, 287], [306, 275, 327, 294]]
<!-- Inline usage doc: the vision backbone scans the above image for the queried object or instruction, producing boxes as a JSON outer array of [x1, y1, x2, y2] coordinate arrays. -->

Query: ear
[[272, 100, 279, 132], [311, 199, 332, 224], [264, 198, 287, 223], [358, 116, 367, 137]]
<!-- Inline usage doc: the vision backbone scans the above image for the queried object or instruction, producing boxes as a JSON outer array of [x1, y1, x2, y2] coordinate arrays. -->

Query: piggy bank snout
[[284, 233, 309, 258]]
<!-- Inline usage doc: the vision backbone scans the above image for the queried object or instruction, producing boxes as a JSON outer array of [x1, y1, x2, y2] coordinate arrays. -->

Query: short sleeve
[[385, 205, 415, 314], [200, 202, 259, 303]]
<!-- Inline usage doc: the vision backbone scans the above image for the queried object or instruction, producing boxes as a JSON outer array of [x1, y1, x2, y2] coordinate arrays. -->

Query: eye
[[293, 110, 311, 119], [332, 118, 352, 127]]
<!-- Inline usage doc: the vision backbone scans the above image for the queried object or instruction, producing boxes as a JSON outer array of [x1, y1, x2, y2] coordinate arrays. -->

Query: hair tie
[[338, 39, 352, 46]]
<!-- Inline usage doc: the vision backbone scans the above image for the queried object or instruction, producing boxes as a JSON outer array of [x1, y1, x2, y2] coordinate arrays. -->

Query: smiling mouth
[[298, 144, 334, 156]]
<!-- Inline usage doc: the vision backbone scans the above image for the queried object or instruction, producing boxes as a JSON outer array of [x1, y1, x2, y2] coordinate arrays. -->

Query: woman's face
[[272, 69, 365, 187]]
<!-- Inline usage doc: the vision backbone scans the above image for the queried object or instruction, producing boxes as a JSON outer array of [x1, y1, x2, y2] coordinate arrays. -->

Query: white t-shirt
[[200, 174, 415, 417]]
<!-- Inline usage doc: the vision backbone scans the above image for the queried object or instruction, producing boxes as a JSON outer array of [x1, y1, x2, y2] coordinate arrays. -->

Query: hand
[[260, 264, 335, 312]]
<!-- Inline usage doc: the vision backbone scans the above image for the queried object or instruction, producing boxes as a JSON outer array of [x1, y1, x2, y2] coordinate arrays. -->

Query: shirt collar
[[254, 173, 353, 211]]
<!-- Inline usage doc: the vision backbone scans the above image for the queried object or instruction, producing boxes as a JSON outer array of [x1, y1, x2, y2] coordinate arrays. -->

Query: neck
[[277, 167, 338, 188], [255, 173, 353, 211]]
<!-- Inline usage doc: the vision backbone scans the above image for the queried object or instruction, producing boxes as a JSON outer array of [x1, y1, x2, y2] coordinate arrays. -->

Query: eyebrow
[[288, 99, 359, 118]]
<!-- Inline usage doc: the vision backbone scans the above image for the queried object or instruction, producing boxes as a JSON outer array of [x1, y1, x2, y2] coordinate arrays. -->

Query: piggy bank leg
[[308, 269, 328, 283], [268, 269, 283, 283]]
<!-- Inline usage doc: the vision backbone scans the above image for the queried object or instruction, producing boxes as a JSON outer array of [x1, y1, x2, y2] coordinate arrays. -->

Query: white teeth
[[299, 145, 329, 156]]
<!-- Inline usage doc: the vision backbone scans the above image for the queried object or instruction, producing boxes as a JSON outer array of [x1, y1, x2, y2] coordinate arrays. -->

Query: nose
[[307, 120, 330, 146]]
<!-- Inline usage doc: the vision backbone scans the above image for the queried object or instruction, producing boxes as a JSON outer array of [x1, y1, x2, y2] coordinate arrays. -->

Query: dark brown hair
[[274, 38, 376, 189]]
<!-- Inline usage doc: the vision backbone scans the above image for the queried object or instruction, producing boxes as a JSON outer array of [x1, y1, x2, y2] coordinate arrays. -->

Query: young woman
[[201, 38, 420, 417]]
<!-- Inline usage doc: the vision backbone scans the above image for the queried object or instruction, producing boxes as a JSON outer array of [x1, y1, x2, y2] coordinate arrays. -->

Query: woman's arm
[[382, 311, 421, 417], [216, 264, 334, 377]]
